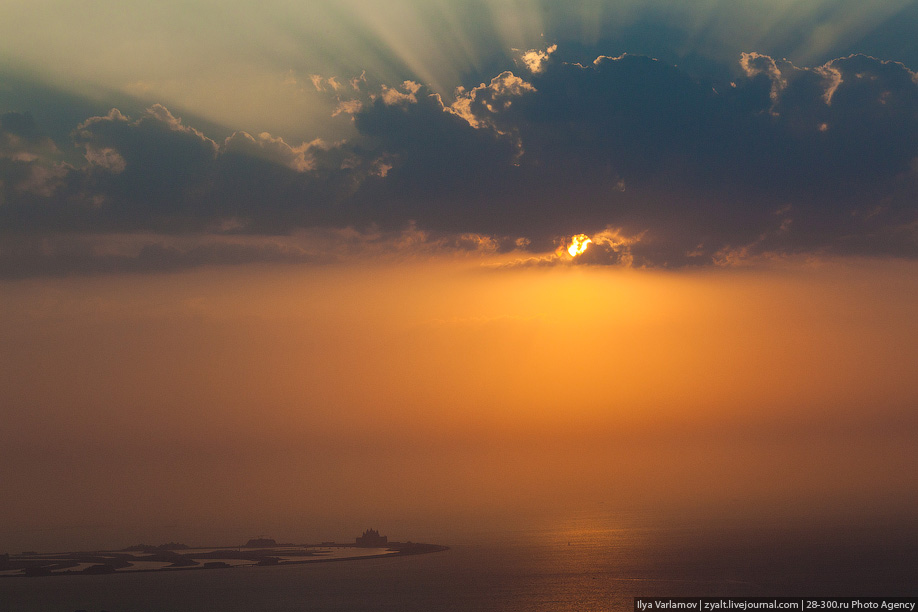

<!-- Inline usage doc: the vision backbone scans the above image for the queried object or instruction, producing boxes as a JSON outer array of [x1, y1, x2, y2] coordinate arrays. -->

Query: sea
[[2, 512, 915, 612]]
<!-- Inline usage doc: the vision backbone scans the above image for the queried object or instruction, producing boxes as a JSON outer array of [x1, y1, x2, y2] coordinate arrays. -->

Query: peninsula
[[0, 531, 448, 577]]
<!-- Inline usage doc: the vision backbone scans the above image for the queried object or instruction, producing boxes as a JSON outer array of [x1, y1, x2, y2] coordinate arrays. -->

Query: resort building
[[356, 528, 388, 547]]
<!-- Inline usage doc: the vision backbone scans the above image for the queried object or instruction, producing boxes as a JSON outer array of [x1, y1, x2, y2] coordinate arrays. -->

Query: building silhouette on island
[[356, 528, 388, 547], [244, 538, 278, 548]]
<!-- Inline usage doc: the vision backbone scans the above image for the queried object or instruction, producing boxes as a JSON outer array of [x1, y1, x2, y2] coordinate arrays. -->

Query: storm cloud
[[1, 49, 917, 274]]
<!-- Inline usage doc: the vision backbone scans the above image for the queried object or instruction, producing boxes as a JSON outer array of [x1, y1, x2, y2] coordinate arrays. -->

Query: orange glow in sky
[[0, 257, 916, 550]]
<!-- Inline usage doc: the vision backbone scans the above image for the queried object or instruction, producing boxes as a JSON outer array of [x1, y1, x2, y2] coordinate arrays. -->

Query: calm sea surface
[[2, 516, 915, 611]]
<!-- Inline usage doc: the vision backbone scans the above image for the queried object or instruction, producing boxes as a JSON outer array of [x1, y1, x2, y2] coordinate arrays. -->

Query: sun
[[567, 234, 592, 257]]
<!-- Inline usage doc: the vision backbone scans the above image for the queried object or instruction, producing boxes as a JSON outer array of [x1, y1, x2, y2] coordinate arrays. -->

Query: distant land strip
[[0, 539, 449, 578]]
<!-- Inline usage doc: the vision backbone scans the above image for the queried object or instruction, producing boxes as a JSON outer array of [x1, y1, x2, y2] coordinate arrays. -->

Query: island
[[0, 530, 448, 578]]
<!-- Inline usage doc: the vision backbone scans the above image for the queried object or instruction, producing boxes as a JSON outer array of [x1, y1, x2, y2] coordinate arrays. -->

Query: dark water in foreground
[[2, 518, 915, 611]]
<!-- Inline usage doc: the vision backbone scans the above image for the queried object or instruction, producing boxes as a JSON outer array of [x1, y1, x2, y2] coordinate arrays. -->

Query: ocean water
[[2, 515, 915, 612]]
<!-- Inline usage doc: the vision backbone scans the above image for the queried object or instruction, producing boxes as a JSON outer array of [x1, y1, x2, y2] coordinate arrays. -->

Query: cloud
[[351, 80, 521, 217], [379, 80, 422, 105], [1, 104, 382, 234], [82, 146, 126, 173], [70, 106, 220, 224], [740, 52, 788, 103], [333, 99, 363, 117], [519, 44, 558, 74], [577, 227, 644, 267], [13, 163, 69, 198], [223, 131, 323, 173], [1, 111, 58, 157], [497, 226, 644, 268], [0, 233, 328, 278], [0, 225, 533, 278], [0, 111, 71, 203], [449, 71, 536, 131], [429, 51, 918, 263], [2, 48, 918, 274]]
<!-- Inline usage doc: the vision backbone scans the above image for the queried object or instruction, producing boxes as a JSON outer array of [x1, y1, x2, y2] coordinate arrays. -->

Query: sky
[[1, 0, 917, 552]]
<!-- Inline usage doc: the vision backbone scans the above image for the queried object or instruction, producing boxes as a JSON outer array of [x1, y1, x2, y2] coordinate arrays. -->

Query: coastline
[[0, 542, 449, 578]]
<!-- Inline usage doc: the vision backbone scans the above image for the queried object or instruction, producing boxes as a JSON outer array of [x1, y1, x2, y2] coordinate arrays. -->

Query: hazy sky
[[1, 1, 917, 551]]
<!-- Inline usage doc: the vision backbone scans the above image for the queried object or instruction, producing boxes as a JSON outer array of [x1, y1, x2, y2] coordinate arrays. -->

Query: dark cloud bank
[[2, 50, 917, 275]]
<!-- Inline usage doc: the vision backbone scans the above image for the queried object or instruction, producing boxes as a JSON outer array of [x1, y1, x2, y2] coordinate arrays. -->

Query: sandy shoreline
[[0, 542, 449, 578]]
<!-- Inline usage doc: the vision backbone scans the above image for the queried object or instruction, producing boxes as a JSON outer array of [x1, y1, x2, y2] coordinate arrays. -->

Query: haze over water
[[2, 260, 915, 554]]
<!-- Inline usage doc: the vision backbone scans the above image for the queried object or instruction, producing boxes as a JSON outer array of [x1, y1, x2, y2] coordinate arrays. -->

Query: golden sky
[[1, 255, 915, 549]]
